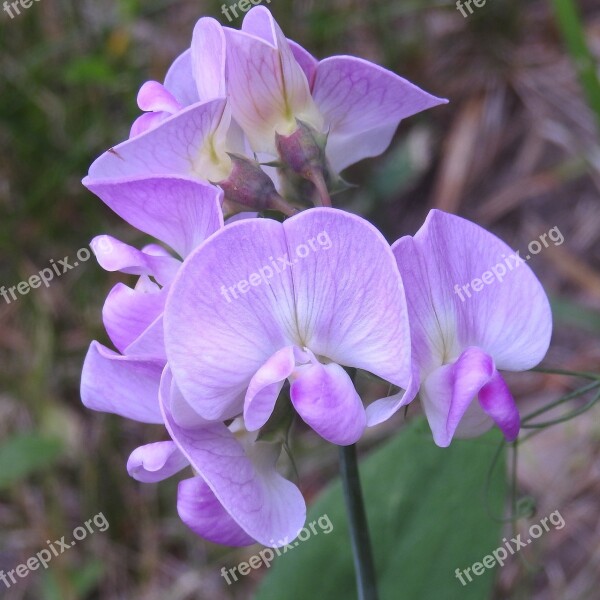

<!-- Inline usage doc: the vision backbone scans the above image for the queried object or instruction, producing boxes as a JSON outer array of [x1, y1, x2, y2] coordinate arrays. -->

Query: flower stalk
[[339, 444, 379, 600]]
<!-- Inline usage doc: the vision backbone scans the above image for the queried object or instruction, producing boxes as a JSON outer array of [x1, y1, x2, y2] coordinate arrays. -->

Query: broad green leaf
[[0, 433, 63, 489], [255, 417, 506, 600]]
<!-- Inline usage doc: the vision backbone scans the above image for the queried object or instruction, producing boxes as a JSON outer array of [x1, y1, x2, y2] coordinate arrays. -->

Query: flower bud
[[214, 153, 296, 216]]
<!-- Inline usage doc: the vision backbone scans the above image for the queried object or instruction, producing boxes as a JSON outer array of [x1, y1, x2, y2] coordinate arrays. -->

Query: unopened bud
[[275, 120, 328, 178], [214, 154, 296, 216], [276, 120, 352, 208]]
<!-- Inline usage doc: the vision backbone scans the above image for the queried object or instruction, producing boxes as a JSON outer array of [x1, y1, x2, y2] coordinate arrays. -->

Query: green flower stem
[[521, 379, 600, 424], [339, 442, 379, 600], [530, 367, 600, 380]]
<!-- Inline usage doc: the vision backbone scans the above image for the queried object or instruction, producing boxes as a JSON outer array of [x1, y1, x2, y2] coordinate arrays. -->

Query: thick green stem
[[339, 443, 379, 600]]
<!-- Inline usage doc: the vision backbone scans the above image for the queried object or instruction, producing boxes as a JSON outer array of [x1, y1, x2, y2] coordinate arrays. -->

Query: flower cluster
[[81, 7, 552, 547]]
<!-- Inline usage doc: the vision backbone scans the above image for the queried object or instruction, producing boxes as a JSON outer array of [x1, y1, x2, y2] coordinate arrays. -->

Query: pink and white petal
[[84, 177, 224, 258], [224, 18, 320, 153], [160, 370, 306, 546], [290, 361, 366, 445], [282, 208, 411, 388], [420, 347, 495, 447], [178, 477, 256, 546], [192, 17, 227, 102], [90, 235, 180, 285], [244, 346, 297, 431], [81, 341, 164, 424], [240, 8, 317, 88], [102, 279, 165, 353], [130, 111, 168, 138], [165, 218, 296, 421], [87, 99, 228, 181], [312, 56, 446, 172], [164, 49, 199, 107], [137, 81, 182, 113], [478, 371, 520, 441], [393, 210, 552, 373], [127, 441, 188, 483]]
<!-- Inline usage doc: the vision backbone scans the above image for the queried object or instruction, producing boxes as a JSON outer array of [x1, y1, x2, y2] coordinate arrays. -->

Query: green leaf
[[0, 434, 64, 490], [255, 418, 506, 600]]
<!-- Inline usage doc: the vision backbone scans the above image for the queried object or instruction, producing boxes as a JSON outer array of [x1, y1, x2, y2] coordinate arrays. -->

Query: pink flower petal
[[102, 278, 165, 354], [420, 347, 495, 447], [160, 369, 306, 546], [192, 17, 227, 101], [178, 476, 257, 546], [127, 441, 188, 483], [87, 99, 229, 181], [84, 177, 224, 258], [164, 49, 199, 107], [90, 235, 180, 285], [290, 361, 366, 445], [81, 341, 164, 424], [313, 56, 446, 172], [244, 346, 297, 431]]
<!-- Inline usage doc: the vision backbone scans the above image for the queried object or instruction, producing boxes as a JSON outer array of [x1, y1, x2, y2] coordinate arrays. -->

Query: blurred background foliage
[[1, 0, 599, 598]]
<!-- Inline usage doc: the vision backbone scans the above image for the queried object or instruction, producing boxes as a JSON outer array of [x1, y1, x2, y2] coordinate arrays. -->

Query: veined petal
[[127, 441, 188, 483], [244, 346, 297, 431], [313, 56, 447, 172], [290, 361, 366, 445], [84, 177, 224, 258], [282, 208, 411, 388], [160, 369, 306, 546], [192, 17, 227, 102], [420, 347, 495, 447], [393, 210, 552, 375], [102, 278, 166, 354], [87, 99, 231, 183], [81, 341, 164, 424], [165, 217, 295, 421], [165, 208, 410, 421], [178, 477, 256, 546], [91, 235, 180, 286], [224, 7, 321, 153]]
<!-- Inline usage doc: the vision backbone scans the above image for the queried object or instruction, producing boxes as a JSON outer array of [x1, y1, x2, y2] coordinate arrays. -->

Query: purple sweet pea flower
[[223, 7, 447, 171], [163, 208, 412, 446], [85, 8, 445, 191], [80, 177, 306, 546], [88, 17, 244, 184], [368, 210, 552, 447], [81, 177, 224, 420], [129, 17, 224, 138]]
